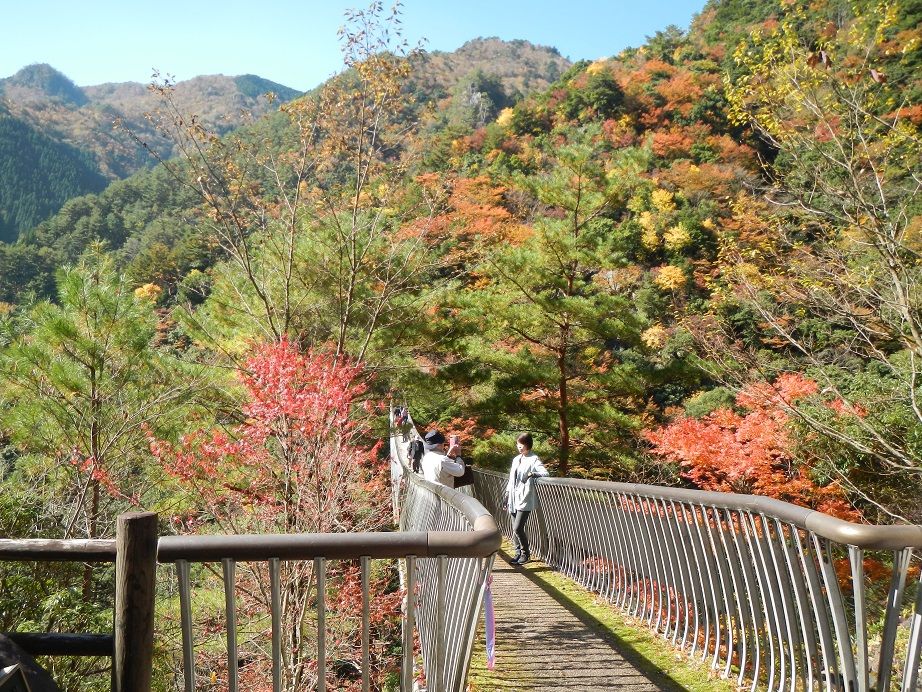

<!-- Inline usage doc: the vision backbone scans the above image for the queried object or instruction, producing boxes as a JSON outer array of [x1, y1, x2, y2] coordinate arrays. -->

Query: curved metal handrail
[[389, 416, 499, 691], [474, 467, 922, 692], [475, 469, 922, 550]]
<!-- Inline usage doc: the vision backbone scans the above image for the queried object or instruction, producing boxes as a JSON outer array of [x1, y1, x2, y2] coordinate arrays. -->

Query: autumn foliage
[[149, 340, 400, 689], [646, 374, 856, 519], [151, 339, 389, 532]]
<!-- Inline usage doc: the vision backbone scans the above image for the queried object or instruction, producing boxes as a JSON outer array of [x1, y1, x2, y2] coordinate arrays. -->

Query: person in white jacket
[[420, 429, 465, 487], [505, 433, 549, 565]]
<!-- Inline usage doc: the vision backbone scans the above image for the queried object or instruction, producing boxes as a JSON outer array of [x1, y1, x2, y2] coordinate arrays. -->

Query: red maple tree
[[149, 339, 400, 689]]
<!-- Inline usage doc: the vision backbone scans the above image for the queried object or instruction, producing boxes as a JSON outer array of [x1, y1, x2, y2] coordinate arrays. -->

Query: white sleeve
[[532, 456, 550, 478], [506, 456, 518, 494], [441, 455, 465, 477]]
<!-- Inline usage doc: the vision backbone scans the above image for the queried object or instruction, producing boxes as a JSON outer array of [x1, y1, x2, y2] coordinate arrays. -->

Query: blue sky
[[2, 0, 707, 92]]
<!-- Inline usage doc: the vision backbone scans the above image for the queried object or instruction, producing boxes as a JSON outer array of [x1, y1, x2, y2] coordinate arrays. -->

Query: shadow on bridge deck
[[468, 548, 699, 691]]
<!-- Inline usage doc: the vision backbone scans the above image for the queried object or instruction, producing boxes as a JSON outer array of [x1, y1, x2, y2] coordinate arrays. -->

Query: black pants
[[511, 509, 531, 558]]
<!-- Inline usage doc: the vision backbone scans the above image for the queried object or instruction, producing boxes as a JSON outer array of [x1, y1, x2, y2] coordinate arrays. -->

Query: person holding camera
[[420, 429, 465, 487], [505, 433, 549, 565]]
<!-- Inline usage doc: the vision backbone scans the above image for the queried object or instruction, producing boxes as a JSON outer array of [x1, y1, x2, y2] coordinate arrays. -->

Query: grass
[[467, 542, 738, 691]]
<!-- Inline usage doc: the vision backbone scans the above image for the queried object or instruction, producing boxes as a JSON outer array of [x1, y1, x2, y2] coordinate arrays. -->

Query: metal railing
[[0, 440, 499, 691], [159, 499, 498, 692], [474, 469, 922, 692], [390, 427, 497, 691]]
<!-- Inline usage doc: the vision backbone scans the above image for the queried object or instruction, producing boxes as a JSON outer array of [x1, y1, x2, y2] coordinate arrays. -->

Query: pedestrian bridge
[[0, 412, 920, 691]]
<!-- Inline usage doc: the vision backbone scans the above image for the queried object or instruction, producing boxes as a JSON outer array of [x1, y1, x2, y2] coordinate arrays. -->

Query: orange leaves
[[736, 372, 819, 411], [646, 373, 857, 519], [601, 117, 638, 148], [420, 175, 526, 266], [655, 71, 707, 117], [651, 127, 696, 159]]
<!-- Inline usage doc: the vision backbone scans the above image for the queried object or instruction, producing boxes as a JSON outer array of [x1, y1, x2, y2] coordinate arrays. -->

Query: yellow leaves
[[730, 262, 766, 287], [904, 215, 922, 254], [134, 283, 161, 303], [639, 211, 659, 249], [496, 107, 514, 127], [594, 265, 643, 292], [654, 265, 686, 291], [641, 324, 669, 349], [586, 59, 611, 76], [651, 188, 676, 213], [664, 222, 692, 251], [627, 193, 647, 214]]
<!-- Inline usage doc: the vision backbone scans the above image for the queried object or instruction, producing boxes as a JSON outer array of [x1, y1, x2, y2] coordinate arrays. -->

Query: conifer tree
[[0, 248, 196, 545], [461, 132, 645, 476]]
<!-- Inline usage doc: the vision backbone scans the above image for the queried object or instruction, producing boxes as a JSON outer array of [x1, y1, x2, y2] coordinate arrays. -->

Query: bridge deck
[[468, 548, 674, 691]]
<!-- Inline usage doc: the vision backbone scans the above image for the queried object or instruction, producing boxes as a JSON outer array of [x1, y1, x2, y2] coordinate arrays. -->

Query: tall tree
[[458, 131, 646, 476], [0, 249, 197, 544], [135, 2, 439, 365], [149, 340, 398, 690]]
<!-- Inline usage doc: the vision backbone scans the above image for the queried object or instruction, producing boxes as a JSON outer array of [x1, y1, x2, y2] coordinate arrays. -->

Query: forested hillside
[[0, 64, 302, 241], [0, 109, 107, 242], [0, 0, 919, 688]]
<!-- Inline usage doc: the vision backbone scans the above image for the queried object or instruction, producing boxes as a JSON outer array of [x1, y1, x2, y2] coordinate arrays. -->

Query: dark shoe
[[507, 553, 522, 564], [514, 555, 531, 565]]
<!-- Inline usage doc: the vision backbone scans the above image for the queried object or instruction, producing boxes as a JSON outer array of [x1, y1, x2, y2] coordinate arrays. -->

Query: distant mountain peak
[[454, 37, 562, 57], [233, 74, 302, 101], [1, 63, 87, 106]]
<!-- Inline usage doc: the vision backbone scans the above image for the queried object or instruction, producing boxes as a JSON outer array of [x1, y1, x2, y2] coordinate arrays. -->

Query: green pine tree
[[460, 132, 645, 476]]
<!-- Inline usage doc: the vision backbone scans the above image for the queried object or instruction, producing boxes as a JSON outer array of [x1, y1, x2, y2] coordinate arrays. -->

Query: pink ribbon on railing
[[485, 573, 495, 670]]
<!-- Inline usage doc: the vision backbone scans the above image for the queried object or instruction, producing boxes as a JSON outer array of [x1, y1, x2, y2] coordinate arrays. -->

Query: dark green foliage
[[17, 164, 208, 299], [233, 74, 302, 101], [0, 63, 88, 105], [0, 242, 57, 303], [562, 71, 625, 120], [0, 114, 107, 242], [644, 25, 687, 63]]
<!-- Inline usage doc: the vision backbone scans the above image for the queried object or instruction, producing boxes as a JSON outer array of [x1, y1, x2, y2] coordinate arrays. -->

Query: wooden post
[[113, 512, 158, 692]]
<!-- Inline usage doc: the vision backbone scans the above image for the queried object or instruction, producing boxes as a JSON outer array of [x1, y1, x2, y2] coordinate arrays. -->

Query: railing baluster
[[690, 504, 717, 661], [799, 530, 837, 692], [902, 568, 922, 691], [849, 546, 869, 692], [877, 547, 912, 692], [608, 493, 630, 608], [315, 557, 326, 691], [715, 509, 746, 681], [679, 503, 706, 657], [765, 518, 799, 689], [361, 556, 370, 692], [732, 512, 761, 689], [662, 500, 688, 646], [270, 558, 282, 692], [176, 559, 196, 692], [777, 523, 816, 690], [815, 535, 858, 692], [598, 492, 619, 603], [222, 558, 238, 692], [625, 496, 646, 618], [748, 514, 782, 691], [703, 506, 731, 675], [435, 555, 447, 691], [402, 555, 416, 692]]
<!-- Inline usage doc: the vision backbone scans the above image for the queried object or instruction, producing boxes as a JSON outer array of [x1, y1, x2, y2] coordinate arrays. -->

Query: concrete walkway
[[467, 549, 671, 691]]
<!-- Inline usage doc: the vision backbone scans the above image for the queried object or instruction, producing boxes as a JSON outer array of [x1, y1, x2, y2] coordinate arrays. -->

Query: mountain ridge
[[0, 39, 570, 245]]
